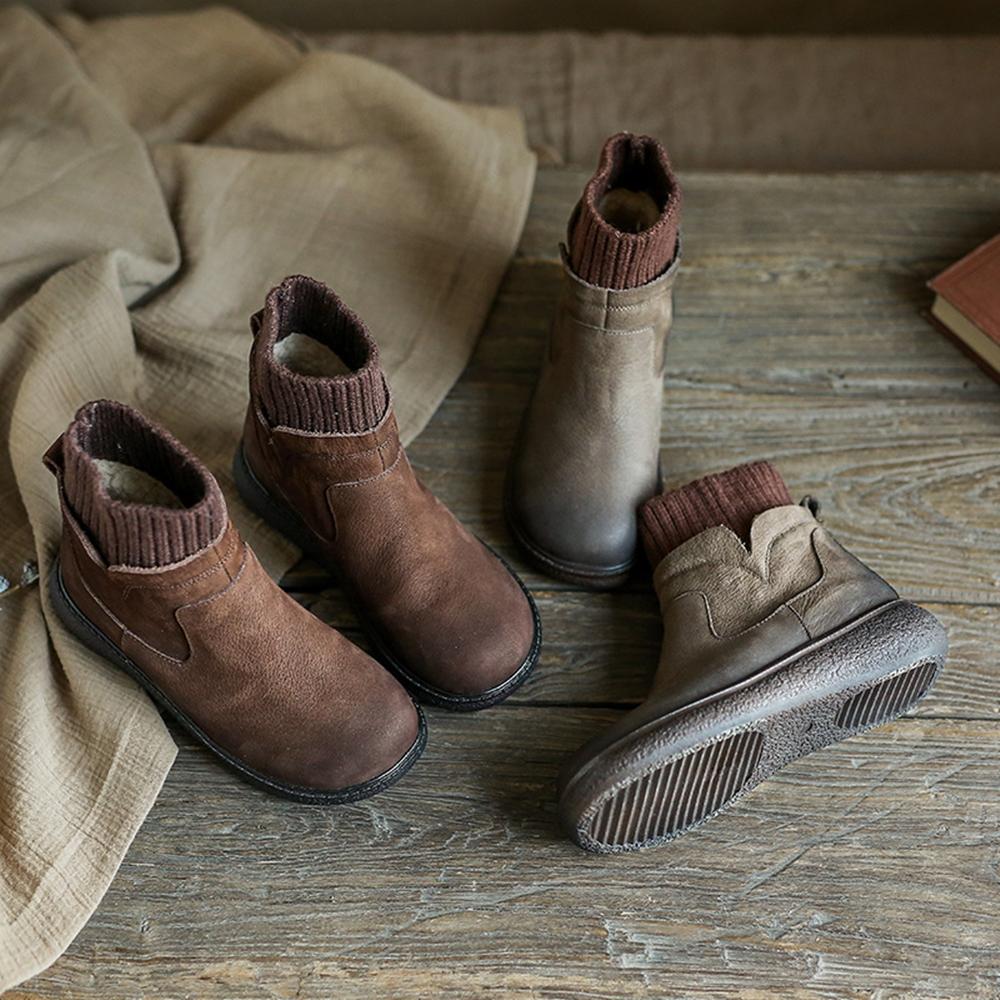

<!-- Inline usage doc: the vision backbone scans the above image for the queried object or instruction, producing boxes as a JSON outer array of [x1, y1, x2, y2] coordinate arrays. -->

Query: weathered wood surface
[[12, 715, 1000, 1000], [16, 170, 1000, 999]]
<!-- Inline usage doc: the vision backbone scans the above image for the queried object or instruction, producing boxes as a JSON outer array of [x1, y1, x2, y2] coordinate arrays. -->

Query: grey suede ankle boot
[[505, 132, 681, 589], [558, 468, 948, 853]]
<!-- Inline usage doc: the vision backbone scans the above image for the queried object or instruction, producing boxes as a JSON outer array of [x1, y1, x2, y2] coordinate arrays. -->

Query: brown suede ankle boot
[[506, 132, 682, 589], [557, 463, 948, 852], [45, 400, 424, 802], [235, 276, 541, 711]]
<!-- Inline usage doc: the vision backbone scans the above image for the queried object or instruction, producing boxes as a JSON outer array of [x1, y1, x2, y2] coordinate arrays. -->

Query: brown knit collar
[[251, 275, 390, 435], [568, 132, 681, 290], [59, 400, 228, 568], [639, 461, 793, 568]]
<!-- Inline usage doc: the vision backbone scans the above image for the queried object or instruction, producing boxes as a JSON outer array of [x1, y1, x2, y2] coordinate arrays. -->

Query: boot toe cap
[[440, 585, 538, 703], [381, 550, 540, 709], [243, 648, 425, 799], [507, 486, 638, 583], [313, 673, 424, 792]]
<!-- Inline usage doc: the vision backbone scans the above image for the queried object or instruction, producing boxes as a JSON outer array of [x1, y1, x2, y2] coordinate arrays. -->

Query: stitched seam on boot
[[666, 529, 834, 641], [564, 320, 656, 336], [119, 530, 240, 596], [325, 448, 403, 489]]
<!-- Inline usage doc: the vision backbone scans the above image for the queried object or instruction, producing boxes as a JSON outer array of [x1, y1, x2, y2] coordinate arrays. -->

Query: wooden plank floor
[[16, 169, 1000, 999]]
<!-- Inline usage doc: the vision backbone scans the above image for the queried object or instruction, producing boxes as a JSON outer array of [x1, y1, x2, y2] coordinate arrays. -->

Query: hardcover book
[[927, 234, 1000, 382]]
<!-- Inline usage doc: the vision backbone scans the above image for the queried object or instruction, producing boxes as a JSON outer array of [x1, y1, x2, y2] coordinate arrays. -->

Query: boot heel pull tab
[[800, 495, 822, 520], [42, 435, 65, 476], [249, 309, 265, 337]]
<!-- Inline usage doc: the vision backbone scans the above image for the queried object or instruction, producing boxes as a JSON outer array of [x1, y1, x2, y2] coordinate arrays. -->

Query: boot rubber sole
[[47, 558, 427, 804], [559, 599, 947, 853], [233, 445, 542, 712]]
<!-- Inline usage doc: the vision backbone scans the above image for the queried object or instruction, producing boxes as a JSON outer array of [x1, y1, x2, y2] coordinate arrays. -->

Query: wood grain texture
[[18, 170, 1000, 998], [11, 714, 1000, 1000]]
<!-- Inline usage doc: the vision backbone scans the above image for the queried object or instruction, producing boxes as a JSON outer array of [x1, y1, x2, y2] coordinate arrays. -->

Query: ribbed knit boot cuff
[[567, 131, 681, 290], [252, 274, 389, 434], [61, 400, 228, 568], [639, 461, 793, 567]]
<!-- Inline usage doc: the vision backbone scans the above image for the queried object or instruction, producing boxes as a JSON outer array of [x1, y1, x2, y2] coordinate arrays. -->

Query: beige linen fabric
[[0, 6, 534, 988]]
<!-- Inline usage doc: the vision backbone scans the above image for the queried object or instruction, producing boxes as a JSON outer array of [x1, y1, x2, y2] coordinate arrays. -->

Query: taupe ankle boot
[[505, 132, 681, 588], [558, 464, 948, 852]]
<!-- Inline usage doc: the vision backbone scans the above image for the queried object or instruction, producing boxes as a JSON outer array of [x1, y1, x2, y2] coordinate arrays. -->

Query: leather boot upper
[[507, 246, 680, 577], [242, 295, 539, 701], [561, 504, 898, 778], [45, 420, 419, 794], [648, 504, 898, 716]]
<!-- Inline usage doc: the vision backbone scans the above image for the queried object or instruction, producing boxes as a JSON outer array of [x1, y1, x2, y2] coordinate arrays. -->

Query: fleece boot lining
[[275, 331, 353, 378], [598, 188, 662, 233], [94, 459, 186, 508]]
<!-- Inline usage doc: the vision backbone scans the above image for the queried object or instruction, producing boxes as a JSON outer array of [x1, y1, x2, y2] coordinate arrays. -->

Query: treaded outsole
[[561, 599, 947, 853], [233, 444, 542, 711], [47, 559, 427, 804], [836, 659, 939, 729], [588, 729, 765, 848]]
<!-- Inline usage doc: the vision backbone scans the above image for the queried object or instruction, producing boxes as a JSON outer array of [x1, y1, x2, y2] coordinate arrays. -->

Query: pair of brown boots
[[45, 279, 540, 803]]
